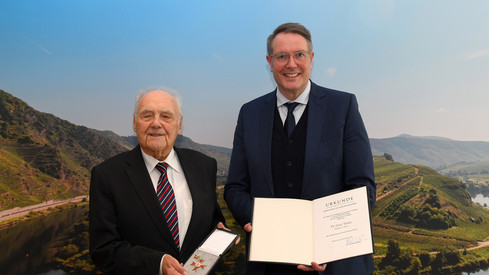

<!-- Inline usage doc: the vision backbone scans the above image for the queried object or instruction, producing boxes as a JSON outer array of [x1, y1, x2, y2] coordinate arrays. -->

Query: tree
[[398, 250, 414, 271], [380, 240, 401, 269], [383, 153, 394, 161], [398, 205, 415, 223], [431, 252, 443, 273], [386, 240, 401, 260], [418, 252, 431, 268], [404, 257, 422, 275], [425, 191, 441, 208], [443, 249, 460, 266], [57, 244, 79, 259]]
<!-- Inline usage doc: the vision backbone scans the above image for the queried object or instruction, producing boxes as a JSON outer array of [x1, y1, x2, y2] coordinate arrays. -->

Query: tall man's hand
[[297, 262, 327, 272], [217, 222, 240, 245], [243, 223, 252, 233]]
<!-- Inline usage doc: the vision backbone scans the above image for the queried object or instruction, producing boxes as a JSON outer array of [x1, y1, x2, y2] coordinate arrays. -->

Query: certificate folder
[[249, 186, 374, 265], [183, 227, 239, 274]]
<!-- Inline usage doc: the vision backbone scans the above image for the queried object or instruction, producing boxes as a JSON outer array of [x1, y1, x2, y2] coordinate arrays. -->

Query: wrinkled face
[[133, 90, 182, 160], [266, 32, 314, 99]]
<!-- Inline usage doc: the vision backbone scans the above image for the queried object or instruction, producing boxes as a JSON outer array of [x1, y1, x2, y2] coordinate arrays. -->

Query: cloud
[[466, 50, 488, 60], [23, 35, 53, 55], [325, 67, 337, 77]]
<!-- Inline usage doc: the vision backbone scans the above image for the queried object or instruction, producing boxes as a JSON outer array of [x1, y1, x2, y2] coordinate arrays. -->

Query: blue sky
[[1, 0, 488, 148]]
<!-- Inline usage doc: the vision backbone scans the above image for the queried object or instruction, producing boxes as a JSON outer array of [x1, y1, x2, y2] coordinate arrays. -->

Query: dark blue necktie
[[155, 162, 180, 250], [284, 102, 300, 137]]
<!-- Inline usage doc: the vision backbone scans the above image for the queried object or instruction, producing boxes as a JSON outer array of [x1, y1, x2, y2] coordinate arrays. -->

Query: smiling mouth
[[284, 73, 300, 77]]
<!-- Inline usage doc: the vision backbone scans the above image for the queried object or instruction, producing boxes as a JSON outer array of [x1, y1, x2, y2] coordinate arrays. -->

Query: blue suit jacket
[[224, 82, 376, 274]]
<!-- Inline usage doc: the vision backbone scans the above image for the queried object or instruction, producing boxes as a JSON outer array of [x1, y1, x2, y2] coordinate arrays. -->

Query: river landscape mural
[[1, 88, 489, 274], [1, 1, 489, 274]]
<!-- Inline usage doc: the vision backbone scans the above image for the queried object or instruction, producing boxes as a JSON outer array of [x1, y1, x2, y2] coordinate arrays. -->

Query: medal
[[190, 254, 207, 272]]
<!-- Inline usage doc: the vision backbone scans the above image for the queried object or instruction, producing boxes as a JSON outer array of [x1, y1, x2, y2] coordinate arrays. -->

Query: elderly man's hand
[[161, 254, 187, 275]]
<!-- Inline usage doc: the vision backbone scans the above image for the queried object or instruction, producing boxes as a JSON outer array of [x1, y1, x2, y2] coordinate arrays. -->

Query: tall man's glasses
[[269, 50, 311, 65]]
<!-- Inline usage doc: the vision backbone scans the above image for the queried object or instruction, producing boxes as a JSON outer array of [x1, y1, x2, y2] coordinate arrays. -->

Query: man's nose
[[150, 118, 163, 127], [285, 56, 298, 67]]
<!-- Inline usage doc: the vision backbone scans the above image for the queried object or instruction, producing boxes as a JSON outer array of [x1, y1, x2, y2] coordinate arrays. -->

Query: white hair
[[133, 86, 183, 120]]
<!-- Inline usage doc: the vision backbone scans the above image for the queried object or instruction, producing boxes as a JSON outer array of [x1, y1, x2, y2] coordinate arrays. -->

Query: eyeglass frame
[[268, 50, 312, 65]]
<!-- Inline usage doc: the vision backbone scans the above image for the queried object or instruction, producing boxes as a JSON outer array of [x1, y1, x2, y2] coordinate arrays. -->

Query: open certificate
[[249, 186, 374, 265]]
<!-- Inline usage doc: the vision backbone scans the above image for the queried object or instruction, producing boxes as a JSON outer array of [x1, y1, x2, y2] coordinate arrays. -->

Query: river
[[472, 193, 489, 208], [0, 205, 87, 275], [1, 195, 488, 274], [461, 194, 489, 275], [462, 269, 489, 275]]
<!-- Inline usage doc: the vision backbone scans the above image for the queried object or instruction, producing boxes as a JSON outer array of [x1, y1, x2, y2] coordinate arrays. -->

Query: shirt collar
[[140, 147, 181, 174], [276, 80, 311, 107]]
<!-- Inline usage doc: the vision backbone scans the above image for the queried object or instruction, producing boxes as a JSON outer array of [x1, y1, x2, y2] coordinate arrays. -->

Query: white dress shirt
[[141, 148, 193, 244], [276, 80, 311, 125]]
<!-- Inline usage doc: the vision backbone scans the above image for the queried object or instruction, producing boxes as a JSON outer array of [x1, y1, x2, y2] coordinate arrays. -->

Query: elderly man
[[224, 23, 376, 274], [90, 88, 225, 275]]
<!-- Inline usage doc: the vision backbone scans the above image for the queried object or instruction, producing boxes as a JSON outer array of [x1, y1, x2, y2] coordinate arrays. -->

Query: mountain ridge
[[0, 89, 129, 209], [0, 89, 230, 209], [370, 135, 489, 169], [2, 88, 489, 210], [2, 90, 489, 274]]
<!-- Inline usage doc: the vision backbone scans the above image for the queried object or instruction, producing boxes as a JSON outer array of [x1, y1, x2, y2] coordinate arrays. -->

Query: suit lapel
[[124, 146, 176, 247], [174, 148, 200, 255], [259, 92, 277, 195], [303, 83, 329, 189]]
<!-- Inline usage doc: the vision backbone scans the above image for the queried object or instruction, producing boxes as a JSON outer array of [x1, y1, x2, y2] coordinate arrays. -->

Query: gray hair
[[266, 22, 313, 55], [133, 86, 183, 121]]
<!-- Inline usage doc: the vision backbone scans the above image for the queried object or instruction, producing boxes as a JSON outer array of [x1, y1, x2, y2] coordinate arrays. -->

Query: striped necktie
[[155, 162, 180, 250]]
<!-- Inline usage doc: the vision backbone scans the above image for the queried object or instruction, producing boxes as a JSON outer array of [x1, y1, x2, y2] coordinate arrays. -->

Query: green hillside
[[0, 89, 231, 210], [439, 160, 489, 185], [0, 90, 129, 210], [373, 156, 489, 255]]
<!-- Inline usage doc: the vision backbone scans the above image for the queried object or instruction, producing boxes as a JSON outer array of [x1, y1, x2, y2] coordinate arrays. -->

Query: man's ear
[[266, 55, 273, 72], [178, 116, 183, 134]]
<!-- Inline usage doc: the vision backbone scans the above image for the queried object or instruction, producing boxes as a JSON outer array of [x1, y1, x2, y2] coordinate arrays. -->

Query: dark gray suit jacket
[[90, 146, 224, 274]]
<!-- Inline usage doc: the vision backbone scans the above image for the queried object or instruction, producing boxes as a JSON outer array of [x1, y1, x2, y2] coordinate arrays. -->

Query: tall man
[[90, 88, 225, 275], [224, 23, 376, 274]]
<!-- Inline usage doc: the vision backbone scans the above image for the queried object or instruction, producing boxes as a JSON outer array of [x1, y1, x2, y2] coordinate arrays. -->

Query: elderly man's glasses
[[269, 50, 311, 65]]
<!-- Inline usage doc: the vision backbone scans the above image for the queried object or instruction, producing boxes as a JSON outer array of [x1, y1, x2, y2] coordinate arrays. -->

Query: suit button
[[287, 161, 292, 167], [289, 139, 293, 144], [287, 182, 293, 188]]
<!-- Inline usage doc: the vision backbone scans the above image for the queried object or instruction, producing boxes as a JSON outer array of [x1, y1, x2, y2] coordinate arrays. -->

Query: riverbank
[[0, 196, 88, 223], [0, 202, 90, 275]]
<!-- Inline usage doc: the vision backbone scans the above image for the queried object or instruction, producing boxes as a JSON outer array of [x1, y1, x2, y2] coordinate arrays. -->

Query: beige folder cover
[[249, 186, 373, 265]]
